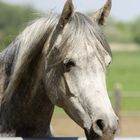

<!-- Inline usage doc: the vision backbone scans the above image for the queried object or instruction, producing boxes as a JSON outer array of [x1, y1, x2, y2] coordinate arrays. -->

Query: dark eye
[[107, 61, 112, 68], [63, 58, 76, 72]]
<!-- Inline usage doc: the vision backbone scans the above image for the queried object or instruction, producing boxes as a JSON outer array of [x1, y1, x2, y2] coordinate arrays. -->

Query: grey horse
[[0, 0, 118, 139]]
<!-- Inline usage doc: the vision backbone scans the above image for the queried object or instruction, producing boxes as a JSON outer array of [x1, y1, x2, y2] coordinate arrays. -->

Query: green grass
[[107, 51, 140, 92], [55, 106, 64, 113], [110, 95, 140, 111], [122, 97, 140, 111], [107, 51, 140, 111]]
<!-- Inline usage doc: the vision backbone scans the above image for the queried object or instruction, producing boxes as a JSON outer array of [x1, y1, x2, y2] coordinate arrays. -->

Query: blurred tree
[[103, 18, 133, 44], [88, 11, 140, 45], [132, 17, 140, 44], [0, 3, 140, 50], [0, 2, 42, 50]]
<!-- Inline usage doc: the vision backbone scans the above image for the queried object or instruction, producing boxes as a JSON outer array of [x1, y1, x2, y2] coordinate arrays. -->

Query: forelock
[[60, 12, 112, 57]]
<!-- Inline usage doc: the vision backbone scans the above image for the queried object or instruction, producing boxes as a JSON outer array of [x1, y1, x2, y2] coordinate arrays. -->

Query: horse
[[0, 0, 118, 139]]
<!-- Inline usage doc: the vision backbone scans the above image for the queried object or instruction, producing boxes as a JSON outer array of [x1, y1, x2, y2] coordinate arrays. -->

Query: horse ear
[[59, 0, 74, 28], [93, 0, 112, 25]]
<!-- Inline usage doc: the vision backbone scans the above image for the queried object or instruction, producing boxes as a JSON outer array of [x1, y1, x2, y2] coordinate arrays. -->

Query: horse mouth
[[84, 128, 101, 140], [84, 127, 115, 140]]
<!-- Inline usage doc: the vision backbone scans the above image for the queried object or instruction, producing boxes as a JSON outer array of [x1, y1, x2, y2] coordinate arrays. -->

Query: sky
[[3, 0, 140, 21]]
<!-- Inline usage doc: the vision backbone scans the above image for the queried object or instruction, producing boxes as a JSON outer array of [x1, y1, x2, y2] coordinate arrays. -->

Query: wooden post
[[114, 83, 122, 135], [114, 83, 122, 118]]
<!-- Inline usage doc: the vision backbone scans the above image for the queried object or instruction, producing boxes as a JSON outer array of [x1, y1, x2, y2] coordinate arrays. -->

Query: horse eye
[[107, 61, 112, 67], [63, 59, 76, 72]]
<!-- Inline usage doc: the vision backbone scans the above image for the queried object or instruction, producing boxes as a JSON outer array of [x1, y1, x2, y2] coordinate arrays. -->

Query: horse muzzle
[[84, 115, 119, 140]]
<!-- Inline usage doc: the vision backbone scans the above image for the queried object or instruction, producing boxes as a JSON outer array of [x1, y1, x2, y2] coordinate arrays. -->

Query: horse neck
[[0, 44, 55, 137], [0, 16, 59, 136], [0, 80, 55, 137], [0, 86, 54, 137]]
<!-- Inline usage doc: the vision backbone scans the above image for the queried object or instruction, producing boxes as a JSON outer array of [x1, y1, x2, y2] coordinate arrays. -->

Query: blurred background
[[0, 0, 140, 137]]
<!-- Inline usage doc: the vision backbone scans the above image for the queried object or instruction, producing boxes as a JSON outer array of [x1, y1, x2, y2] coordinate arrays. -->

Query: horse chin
[[84, 128, 115, 140], [84, 128, 100, 140]]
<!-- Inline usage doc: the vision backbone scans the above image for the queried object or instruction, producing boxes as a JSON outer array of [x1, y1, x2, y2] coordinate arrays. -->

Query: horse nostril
[[96, 119, 105, 131], [91, 119, 106, 137], [113, 129, 116, 135]]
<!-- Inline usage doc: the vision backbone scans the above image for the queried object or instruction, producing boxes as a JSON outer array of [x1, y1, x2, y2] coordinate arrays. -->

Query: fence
[[112, 84, 140, 117], [0, 137, 140, 140], [112, 84, 140, 136]]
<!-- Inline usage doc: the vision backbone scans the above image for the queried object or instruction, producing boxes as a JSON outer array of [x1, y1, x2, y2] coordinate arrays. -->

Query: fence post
[[114, 83, 122, 118], [114, 83, 122, 135]]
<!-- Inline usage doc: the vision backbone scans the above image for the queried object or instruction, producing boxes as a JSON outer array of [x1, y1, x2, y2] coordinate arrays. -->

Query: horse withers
[[0, 0, 118, 139]]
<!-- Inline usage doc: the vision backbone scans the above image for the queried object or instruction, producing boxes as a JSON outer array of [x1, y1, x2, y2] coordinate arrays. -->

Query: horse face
[[45, 33, 118, 140], [60, 41, 118, 140]]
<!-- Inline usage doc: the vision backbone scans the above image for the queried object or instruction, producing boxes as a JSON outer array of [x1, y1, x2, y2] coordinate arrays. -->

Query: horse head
[[45, 0, 118, 140]]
